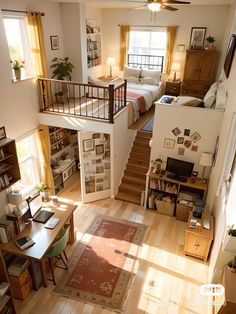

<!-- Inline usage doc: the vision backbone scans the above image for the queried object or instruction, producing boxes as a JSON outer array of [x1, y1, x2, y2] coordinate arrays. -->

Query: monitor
[[166, 157, 194, 182], [27, 194, 43, 217]]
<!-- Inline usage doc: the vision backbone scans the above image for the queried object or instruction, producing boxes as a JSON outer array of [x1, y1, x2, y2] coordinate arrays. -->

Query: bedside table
[[184, 211, 214, 262], [165, 80, 181, 96], [98, 76, 118, 83]]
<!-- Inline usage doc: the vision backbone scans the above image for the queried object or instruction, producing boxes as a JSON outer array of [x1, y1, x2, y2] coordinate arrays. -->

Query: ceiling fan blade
[[162, 0, 191, 4], [128, 4, 148, 10], [161, 4, 178, 11]]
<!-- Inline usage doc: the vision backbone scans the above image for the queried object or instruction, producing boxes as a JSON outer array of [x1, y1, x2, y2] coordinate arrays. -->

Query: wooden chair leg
[[63, 250, 68, 261], [48, 257, 56, 285]]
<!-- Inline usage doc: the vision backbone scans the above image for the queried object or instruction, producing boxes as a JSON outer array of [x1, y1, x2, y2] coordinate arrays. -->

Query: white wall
[[151, 104, 223, 177], [101, 5, 230, 78]]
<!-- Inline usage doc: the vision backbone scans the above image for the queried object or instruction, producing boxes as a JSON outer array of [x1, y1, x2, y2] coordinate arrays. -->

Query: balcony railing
[[38, 78, 127, 124]]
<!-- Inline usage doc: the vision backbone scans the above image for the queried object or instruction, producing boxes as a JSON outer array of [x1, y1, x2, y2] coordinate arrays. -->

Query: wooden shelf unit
[[87, 31, 101, 69], [0, 251, 16, 313], [144, 167, 207, 216], [0, 138, 20, 192]]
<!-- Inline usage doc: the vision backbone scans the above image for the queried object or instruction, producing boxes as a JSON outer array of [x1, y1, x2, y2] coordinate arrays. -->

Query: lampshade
[[199, 152, 213, 167], [106, 57, 116, 67], [147, 2, 161, 12], [171, 62, 181, 72]]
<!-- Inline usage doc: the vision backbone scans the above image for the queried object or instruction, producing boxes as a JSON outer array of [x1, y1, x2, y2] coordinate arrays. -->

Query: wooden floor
[[15, 172, 212, 314]]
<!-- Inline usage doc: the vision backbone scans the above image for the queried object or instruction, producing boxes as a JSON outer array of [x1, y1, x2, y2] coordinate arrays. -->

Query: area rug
[[53, 214, 148, 312], [141, 116, 154, 132]]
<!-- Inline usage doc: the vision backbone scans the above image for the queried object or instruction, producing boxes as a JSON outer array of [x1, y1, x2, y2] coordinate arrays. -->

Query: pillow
[[203, 90, 216, 108], [88, 76, 106, 86], [139, 77, 159, 85], [208, 82, 218, 94], [173, 96, 202, 106], [141, 68, 161, 81], [184, 100, 205, 107], [215, 83, 227, 110], [123, 76, 139, 83], [123, 66, 141, 78]]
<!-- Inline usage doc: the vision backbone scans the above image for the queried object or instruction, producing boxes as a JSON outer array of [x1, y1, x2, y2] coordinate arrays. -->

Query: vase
[[14, 69, 21, 80]]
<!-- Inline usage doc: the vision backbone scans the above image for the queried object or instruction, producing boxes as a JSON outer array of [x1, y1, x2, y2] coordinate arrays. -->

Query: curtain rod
[[2, 9, 45, 16], [118, 24, 178, 27]]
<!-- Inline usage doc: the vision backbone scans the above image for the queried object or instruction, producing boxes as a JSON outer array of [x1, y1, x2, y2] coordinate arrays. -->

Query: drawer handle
[[194, 242, 200, 250]]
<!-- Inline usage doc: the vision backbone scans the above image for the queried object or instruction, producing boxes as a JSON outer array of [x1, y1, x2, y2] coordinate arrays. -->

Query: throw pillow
[[123, 66, 141, 78], [140, 68, 161, 81], [139, 77, 159, 85], [203, 90, 216, 108]]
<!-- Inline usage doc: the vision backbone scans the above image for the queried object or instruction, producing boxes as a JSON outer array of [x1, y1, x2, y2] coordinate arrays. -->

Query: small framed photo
[[50, 35, 59, 50], [83, 139, 94, 152], [177, 137, 184, 144], [178, 148, 185, 155], [191, 145, 198, 152], [172, 127, 181, 136], [164, 138, 175, 149], [192, 171, 198, 177], [96, 144, 104, 155], [177, 44, 185, 52], [190, 132, 201, 143], [184, 129, 190, 136], [92, 133, 100, 139], [224, 34, 236, 78], [184, 140, 192, 149], [190, 27, 206, 50], [0, 127, 6, 140]]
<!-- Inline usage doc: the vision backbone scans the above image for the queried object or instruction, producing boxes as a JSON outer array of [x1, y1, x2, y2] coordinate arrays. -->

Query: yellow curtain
[[27, 12, 47, 77], [165, 26, 178, 75], [37, 125, 55, 195], [119, 25, 130, 71]]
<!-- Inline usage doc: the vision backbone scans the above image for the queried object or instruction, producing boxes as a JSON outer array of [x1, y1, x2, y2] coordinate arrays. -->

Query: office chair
[[44, 224, 70, 285]]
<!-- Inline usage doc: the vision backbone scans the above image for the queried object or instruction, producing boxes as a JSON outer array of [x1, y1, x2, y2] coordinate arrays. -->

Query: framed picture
[[172, 127, 181, 136], [92, 133, 100, 139], [96, 144, 104, 155], [184, 140, 192, 149], [0, 127, 6, 140], [191, 145, 198, 152], [184, 129, 190, 136], [190, 132, 201, 143], [164, 138, 175, 149], [178, 148, 185, 155], [190, 27, 206, 49], [83, 139, 94, 152], [192, 171, 198, 177], [50, 35, 59, 50], [177, 137, 184, 144], [224, 34, 236, 78], [212, 135, 220, 167], [177, 44, 185, 52]]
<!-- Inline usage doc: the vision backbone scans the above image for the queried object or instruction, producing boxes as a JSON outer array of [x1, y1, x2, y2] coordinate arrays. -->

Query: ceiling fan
[[120, 0, 191, 12]]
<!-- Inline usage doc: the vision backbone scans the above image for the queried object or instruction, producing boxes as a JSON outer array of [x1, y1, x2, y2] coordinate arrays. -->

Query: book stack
[[0, 220, 15, 244], [8, 256, 29, 277]]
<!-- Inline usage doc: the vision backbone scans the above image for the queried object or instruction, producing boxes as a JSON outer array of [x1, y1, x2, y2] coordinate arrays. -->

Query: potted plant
[[227, 256, 236, 272], [50, 57, 74, 103], [11, 59, 24, 80], [222, 224, 236, 252], [151, 158, 162, 173], [205, 36, 216, 49], [36, 182, 49, 201]]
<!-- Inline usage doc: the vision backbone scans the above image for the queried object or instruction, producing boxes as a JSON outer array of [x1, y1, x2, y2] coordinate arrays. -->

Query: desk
[[0, 201, 77, 288]]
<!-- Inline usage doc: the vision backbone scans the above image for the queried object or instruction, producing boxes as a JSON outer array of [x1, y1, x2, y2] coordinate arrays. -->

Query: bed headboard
[[127, 54, 164, 72]]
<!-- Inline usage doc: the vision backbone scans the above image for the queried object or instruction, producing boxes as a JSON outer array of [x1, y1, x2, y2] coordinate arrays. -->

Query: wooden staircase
[[116, 130, 152, 204]]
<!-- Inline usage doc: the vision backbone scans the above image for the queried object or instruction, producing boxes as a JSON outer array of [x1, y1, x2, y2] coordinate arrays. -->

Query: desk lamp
[[106, 57, 116, 78], [199, 152, 213, 183]]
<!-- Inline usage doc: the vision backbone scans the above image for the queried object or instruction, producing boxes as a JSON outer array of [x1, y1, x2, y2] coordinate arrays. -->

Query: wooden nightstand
[[165, 80, 181, 96], [98, 76, 118, 83], [184, 211, 214, 262]]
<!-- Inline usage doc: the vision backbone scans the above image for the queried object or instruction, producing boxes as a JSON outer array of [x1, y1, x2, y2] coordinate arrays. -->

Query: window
[[13, 133, 40, 197], [129, 28, 167, 57], [3, 13, 33, 78]]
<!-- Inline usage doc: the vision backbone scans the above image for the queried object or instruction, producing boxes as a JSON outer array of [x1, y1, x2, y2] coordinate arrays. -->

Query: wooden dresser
[[181, 49, 217, 99]]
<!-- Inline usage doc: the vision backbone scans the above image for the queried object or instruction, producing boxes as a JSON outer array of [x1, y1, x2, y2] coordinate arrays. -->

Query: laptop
[[27, 194, 54, 223]]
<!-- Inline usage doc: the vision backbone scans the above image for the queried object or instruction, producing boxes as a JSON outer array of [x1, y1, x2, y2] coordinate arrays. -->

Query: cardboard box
[[9, 268, 32, 300]]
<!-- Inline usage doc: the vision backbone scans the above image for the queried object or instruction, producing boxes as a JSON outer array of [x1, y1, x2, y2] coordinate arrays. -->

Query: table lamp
[[199, 152, 213, 182], [106, 57, 116, 78], [171, 62, 181, 81]]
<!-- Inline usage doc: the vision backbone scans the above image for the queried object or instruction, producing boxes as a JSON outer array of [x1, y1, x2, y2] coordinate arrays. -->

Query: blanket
[[126, 91, 146, 113]]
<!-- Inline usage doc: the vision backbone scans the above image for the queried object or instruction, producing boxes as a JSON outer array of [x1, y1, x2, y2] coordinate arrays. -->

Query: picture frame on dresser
[[190, 27, 206, 50], [0, 126, 6, 140]]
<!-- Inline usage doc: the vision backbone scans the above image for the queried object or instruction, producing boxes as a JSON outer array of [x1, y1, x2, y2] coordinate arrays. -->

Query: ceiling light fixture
[[147, 2, 161, 12]]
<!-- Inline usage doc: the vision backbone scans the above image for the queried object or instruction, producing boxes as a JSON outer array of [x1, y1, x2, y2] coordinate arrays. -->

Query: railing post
[[108, 84, 114, 124], [38, 79, 46, 111], [124, 79, 127, 107]]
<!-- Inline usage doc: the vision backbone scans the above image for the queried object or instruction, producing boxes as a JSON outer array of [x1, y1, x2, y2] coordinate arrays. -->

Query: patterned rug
[[53, 215, 148, 312]]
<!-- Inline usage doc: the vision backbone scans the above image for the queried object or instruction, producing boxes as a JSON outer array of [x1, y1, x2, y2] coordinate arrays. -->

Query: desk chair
[[44, 224, 70, 285]]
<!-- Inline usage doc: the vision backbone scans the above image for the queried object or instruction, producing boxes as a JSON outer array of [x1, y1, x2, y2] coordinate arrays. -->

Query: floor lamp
[[199, 152, 213, 183]]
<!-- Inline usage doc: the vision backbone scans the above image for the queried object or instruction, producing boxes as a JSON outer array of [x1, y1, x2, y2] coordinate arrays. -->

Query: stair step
[[133, 142, 151, 150], [128, 157, 150, 167], [132, 146, 151, 154], [124, 169, 146, 180], [119, 182, 144, 195], [130, 152, 150, 161], [137, 130, 152, 139], [134, 136, 151, 144], [127, 163, 148, 174], [115, 191, 141, 205], [122, 174, 146, 186]]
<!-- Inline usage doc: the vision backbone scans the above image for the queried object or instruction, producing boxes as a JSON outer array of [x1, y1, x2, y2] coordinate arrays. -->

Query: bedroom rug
[[53, 214, 148, 312], [141, 116, 154, 132]]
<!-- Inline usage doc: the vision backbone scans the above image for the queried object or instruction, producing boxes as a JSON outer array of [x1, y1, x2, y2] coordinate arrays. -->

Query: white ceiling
[[50, 0, 233, 9]]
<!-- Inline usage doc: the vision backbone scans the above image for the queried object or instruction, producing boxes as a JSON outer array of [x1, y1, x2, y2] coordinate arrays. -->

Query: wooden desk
[[0, 201, 77, 288]]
